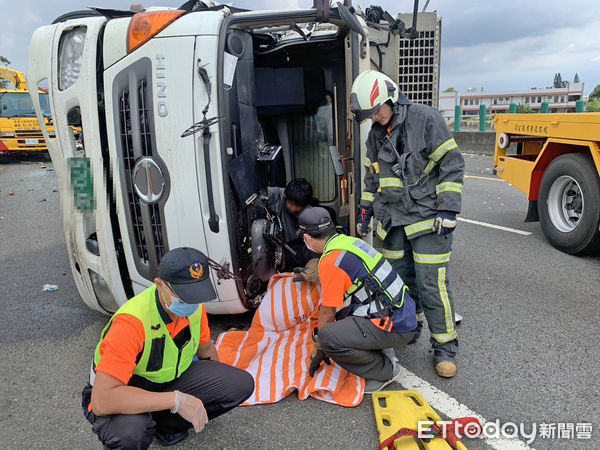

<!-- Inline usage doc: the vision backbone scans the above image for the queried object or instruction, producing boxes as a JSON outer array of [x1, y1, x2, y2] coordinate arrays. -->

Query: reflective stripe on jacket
[[320, 234, 417, 333], [93, 285, 203, 384]]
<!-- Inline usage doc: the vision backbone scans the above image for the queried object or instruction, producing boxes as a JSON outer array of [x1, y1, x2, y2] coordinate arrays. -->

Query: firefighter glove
[[433, 211, 457, 236], [357, 207, 374, 237]]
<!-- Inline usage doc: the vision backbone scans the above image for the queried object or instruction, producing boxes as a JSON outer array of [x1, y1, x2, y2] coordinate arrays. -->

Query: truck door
[[191, 35, 242, 309], [343, 14, 373, 239]]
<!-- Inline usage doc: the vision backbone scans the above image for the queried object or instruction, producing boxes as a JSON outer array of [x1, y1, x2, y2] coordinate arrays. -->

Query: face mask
[[304, 236, 318, 254], [167, 296, 200, 317]]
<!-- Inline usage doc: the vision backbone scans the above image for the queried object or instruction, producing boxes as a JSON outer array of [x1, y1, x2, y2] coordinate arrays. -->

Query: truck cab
[[0, 67, 56, 157], [27, 2, 413, 314]]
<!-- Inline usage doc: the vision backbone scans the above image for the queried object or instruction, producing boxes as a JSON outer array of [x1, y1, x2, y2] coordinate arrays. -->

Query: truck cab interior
[[221, 19, 351, 301]]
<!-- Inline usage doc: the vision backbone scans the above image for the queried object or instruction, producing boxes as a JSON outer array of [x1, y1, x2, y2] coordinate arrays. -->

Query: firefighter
[[81, 247, 254, 448], [350, 70, 464, 378], [298, 207, 417, 393]]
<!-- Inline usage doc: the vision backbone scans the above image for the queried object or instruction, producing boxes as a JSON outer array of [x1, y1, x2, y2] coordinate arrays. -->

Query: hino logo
[[132, 157, 165, 203], [156, 54, 168, 117]]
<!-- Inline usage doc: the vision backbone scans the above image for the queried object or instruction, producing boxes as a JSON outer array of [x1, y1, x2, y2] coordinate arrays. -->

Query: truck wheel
[[538, 153, 600, 254]]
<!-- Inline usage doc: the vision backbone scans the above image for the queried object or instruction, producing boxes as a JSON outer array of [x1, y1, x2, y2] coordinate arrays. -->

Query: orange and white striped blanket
[[216, 273, 365, 407]]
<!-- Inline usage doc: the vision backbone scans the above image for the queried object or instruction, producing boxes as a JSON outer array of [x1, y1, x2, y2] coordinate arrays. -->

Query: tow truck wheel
[[538, 153, 600, 254]]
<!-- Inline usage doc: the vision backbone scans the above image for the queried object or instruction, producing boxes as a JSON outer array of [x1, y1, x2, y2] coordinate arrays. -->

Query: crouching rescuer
[[81, 248, 254, 448], [350, 70, 464, 378], [299, 207, 417, 393]]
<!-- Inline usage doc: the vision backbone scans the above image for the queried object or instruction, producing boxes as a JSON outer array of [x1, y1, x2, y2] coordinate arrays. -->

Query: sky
[[1, 0, 599, 95]]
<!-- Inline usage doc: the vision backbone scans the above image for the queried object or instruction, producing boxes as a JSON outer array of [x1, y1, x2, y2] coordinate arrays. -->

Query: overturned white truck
[[27, 1, 419, 314]]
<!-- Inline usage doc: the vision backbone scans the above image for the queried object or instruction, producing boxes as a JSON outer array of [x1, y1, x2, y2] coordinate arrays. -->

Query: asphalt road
[[0, 153, 598, 449]]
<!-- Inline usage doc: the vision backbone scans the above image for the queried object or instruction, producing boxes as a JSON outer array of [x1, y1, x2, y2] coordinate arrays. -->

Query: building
[[439, 83, 585, 120], [396, 12, 442, 108]]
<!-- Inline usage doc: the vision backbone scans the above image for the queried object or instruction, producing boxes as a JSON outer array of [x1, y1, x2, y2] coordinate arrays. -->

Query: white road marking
[[395, 365, 532, 449], [458, 218, 532, 236]]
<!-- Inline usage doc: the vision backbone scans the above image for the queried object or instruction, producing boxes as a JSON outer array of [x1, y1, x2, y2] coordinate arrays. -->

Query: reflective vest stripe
[[361, 191, 375, 203], [416, 312, 425, 321], [436, 182, 463, 195], [373, 259, 393, 282], [363, 156, 371, 167], [379, 177, 404, 188], [413, 252, 451, 265], [353, 287, 369, 302], [430, 138, 458, 163], [405, 218, 435, 237], [386, 277, 405, 299], [382, 248, 405, 260], [334, 250, 347, 267]]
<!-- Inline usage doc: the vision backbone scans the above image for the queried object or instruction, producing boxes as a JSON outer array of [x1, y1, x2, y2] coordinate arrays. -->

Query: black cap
[[298, 207, 332, 233], [158, 247, 217, 304]]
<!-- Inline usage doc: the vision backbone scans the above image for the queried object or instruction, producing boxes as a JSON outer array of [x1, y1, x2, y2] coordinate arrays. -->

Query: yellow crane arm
[[0, 66, 27, 90]]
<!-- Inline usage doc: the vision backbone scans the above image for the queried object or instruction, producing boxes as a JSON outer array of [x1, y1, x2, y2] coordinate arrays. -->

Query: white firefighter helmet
[[350, 70, 399, 123]]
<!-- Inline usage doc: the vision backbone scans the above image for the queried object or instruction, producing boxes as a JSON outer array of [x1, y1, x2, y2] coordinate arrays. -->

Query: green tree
[[443, 87, 457, 93], [586, 98, 600, 112], [589, 84, 600, 101], [573, 73, 580, 83], [516, 103, 535, 114], [554, 72, 568, 88], [0, 56, 12, 89]]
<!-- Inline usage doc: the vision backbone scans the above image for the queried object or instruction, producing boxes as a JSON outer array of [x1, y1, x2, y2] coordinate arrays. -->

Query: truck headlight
[[88, 269, 119, 313], [0, 132, 15, 138], [58, 27, 87, 91]]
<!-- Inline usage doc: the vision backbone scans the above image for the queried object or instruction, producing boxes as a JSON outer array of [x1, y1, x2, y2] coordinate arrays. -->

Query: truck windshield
[[0, 92, 51, 118]]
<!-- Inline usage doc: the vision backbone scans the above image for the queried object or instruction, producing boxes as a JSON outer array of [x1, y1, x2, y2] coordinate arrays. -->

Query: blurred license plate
[[68, 157, 95, 211], [25, 139, 39, 145]]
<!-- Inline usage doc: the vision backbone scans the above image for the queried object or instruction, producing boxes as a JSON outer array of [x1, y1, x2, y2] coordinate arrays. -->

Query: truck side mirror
[[329, 145, 345, 176]]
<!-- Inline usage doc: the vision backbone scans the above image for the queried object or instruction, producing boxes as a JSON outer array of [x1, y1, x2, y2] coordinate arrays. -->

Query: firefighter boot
[[434, 350, 457, 378]]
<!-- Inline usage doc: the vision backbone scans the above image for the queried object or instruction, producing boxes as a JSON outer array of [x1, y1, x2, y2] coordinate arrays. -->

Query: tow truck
[[494, 112, 600, 254], [27, 1, 421, 314], [0, 66, 56, 158]]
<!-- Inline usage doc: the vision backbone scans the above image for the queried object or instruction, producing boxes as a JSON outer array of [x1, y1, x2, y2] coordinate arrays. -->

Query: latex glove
[[292, 258, 319, 284], [171, 390, 208, 433], [433, 211, 457, 236], [308, 332, 330, 377], [357, 207, 374, 237]]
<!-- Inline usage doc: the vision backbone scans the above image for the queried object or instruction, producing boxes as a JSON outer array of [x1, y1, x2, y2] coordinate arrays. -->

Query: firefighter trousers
[[382, 226, 458, 356]]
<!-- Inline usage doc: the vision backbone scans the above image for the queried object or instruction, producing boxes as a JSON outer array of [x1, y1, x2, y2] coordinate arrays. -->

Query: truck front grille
[[15, 130, 45, 139], [114, 61, 168, 280]]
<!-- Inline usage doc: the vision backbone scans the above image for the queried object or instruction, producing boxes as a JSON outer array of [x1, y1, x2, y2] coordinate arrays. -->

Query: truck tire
[[538, 153, 600, 254], [52, 10, 101, 24]]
